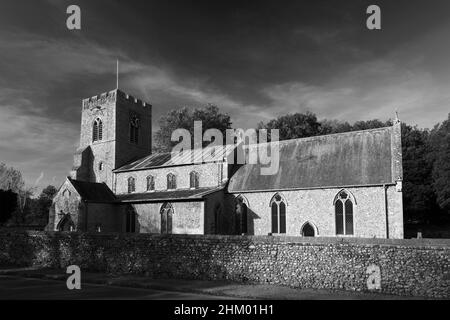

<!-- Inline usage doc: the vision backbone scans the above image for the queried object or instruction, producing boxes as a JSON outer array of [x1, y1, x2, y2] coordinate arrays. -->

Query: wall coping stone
[[4, 231, 450, 249]]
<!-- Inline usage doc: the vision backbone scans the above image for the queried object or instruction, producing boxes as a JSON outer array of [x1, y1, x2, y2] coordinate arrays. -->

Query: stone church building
[[47, 89, 404, 238]]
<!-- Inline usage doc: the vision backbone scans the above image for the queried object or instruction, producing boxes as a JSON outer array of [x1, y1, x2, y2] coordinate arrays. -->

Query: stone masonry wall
[[115, 162, 222, 194], [131, 202, 204, 234], [233, 185, 403, 238], [0, 231, 448, 298]]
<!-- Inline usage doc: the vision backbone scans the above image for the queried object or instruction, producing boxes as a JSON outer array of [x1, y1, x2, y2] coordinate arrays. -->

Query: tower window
[[189, 171, 199, 189], [334, 190, 354, 235], [270, 193, 286, 234], [92, 118, 103, 142], [129, 113, 140, 144], [127, 177, 136, 193], [98, 162, 104, 171], [167, 173, 176, 190], [146, 175, 155, 191]]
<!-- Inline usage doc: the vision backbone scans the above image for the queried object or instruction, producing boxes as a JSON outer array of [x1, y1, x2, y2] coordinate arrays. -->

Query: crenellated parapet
[[116, 89, 150, 108], [82, 89, 150, 110], [82, 90, 117, 110]]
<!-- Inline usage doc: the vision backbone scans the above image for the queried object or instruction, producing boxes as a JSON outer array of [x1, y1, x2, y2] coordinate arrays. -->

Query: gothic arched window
[[160, 202, 173, 234], [167, 173, 176, 190], [189, 171, 199, 189], [236, 196, 248, 234], [270, 193, 286, 234], [92, 118, 103, 142], [146, 175, 155, 191], [127, 177, 135, 194], [334, 190, 354, 235], [129, 113, 140, 144]]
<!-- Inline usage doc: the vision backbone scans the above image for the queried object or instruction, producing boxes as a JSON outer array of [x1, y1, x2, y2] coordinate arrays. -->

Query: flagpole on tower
[[116, 59, 119, 90]]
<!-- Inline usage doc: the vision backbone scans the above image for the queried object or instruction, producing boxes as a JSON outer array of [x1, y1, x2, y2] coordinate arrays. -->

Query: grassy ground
[[0, 266, 427, 300]]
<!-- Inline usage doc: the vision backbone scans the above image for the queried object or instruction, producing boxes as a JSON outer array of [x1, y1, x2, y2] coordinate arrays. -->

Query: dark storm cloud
[[1, 0, 450, 190]]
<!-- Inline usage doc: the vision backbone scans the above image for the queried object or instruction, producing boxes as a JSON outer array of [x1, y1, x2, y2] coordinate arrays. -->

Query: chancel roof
[[228, 126, 396, 192]]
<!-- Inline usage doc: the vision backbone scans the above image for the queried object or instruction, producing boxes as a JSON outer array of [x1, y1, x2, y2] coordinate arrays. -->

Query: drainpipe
[[113, 171, 117, 194], [84, 200, 89, 232], [383, 184, 389, 239]]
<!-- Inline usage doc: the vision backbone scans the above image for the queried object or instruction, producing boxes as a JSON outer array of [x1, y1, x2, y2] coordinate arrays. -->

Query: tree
[[351, 119, 392, 131], [40, 185, 57, 201], [318, 119, 392, 135], [401, 124, 437, 222], [429, 114, 450, 213], [154, 105, 232, 153], [0, 163, 30, 224], [0, 163, 25, 193], [0, 190, 17, 226], [25, 185, 57, 226], [258, 112, 392, 141], [318, 119, 353, 135], [257, 111, 322, 141]]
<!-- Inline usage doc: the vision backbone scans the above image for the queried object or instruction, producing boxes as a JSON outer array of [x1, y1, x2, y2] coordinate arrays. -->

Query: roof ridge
[[245, 125, 394, 149]]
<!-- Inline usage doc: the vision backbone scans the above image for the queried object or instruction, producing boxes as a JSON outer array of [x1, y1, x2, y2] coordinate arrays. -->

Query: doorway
[[301, 222, 315, 237]]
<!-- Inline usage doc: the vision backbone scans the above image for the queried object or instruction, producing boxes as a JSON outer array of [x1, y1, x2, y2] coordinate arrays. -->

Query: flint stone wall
[[0, 231, 448, 298]]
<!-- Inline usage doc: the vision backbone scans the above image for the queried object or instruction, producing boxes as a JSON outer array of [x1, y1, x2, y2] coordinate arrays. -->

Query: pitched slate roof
[[68, 178, 116, 202], [228, 126, 395, 192], [114, 144, 238, 172], [116, 186, 224, 203]]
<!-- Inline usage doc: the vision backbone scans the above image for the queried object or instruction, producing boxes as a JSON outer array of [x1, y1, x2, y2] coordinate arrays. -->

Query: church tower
[[70, 89, 152, 190]]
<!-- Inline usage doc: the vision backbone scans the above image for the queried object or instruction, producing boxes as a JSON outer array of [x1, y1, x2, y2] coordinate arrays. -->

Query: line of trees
[[154, 105, 232, 153], [0, 163, 56, 228]]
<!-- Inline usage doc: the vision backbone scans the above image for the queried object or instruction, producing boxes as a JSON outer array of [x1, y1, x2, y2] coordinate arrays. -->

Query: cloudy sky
[[1, 0, 450, 192]]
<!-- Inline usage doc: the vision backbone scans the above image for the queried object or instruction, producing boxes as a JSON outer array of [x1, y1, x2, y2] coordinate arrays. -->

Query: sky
[[0, 0, 450, 192]]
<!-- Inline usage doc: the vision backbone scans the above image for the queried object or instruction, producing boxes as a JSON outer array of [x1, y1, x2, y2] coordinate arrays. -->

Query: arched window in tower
[[167, 173, 176, 190], [92, 118, 103, 142], [270, 193, 286, 234], [129, 113, 140, 144], [146, 175, 155, 191], [126, 207, 136, 233], [334, 190, 354, 235], [127, 177, 135, 194], [189, 171, 199, 189], [160, 202, 173, 234]]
